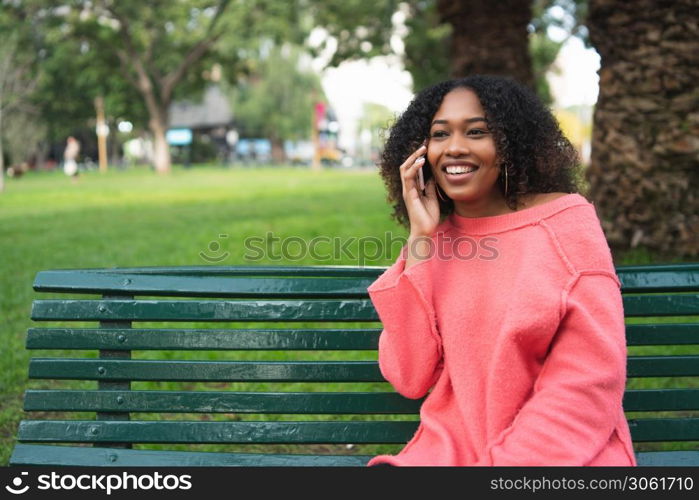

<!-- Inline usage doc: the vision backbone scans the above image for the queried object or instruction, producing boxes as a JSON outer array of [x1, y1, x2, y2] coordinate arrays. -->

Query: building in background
[[168, 85, 235, 164]]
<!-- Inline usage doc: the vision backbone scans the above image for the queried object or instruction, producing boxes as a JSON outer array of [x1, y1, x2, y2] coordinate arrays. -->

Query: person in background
[[63, 136, 80, 183]]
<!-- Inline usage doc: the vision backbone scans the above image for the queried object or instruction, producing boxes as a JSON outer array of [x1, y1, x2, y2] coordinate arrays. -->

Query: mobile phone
[[419, 157, 433, 194]]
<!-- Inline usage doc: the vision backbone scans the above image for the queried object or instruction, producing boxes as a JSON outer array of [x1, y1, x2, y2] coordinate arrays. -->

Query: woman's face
[[426, 87, 509, 217]]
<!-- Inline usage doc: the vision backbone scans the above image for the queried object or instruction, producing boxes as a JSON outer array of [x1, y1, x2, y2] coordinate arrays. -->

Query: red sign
[[314, 102, 326, 126]]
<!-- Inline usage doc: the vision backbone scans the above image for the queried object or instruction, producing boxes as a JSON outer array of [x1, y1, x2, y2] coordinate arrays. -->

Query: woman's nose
[[445, 136, 470, 157]]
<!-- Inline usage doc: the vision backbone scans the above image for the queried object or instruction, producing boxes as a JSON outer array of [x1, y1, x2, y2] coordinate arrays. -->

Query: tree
[[530, 0, 589, 105], [227, 44, 325, 163], [0, 11, 41, 192], [402, 1, 451, 91], [358, 102, 394, 163], [22, 1, 401, 173], [29, 8, 148, 161], [586, 0, 698, 258], [402, 0, 589, 100], [61, 0, 244, 174], [436, 0, 535, 86]]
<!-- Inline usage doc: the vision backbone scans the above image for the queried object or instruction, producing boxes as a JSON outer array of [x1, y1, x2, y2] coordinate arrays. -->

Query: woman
[[63, 136, 80, 183], [367, 75, 636, 466]]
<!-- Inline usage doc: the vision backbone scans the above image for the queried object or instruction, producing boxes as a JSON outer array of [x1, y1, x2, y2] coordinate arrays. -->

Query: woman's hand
[[400, 143, 440, 239]]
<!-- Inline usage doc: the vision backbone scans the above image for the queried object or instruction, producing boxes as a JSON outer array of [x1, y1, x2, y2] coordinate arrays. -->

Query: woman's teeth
[[445, 166, 477, 174]]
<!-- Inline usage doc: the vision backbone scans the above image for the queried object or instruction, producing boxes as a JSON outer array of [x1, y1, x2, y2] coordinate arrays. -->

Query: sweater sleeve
[[474, 271, 628, 465], [368, 245, 443, 399]]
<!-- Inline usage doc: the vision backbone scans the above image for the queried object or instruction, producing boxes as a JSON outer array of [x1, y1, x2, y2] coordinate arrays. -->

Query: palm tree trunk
[[436, 0, 534, 87], [587, 0, 699, 259]]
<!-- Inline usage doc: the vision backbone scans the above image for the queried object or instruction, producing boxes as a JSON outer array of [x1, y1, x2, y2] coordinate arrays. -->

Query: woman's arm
[[473, 271, 628, 465], [368, 240, 443, 399]]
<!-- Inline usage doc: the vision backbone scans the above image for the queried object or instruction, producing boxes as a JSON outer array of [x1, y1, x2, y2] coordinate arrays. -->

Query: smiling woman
[[368, 75, 636, 467], [378, 75, 581, 230]]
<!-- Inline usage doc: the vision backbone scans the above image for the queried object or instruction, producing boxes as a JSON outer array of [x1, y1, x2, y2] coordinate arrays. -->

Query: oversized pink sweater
[[366, 193, 637, 466]]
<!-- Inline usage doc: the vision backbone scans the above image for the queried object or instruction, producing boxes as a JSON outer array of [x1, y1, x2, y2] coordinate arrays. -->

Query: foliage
[[529, 32, 563, 106], [401, 0, 590, 102], [402, 1, 451, 92], [226, 44, 325, 142], [531, 0, 590, 47], [358, 102, 395, 150], [0, 0, 594, 169], [530, 0, 590, 104], [303, 0, 401, 66]]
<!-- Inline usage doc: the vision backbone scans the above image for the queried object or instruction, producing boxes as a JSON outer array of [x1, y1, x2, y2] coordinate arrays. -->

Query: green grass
[[1, 164, 696, 465]]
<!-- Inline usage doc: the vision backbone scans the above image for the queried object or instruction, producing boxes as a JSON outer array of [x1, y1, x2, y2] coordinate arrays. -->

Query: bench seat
[[10, 264, 699, 466]]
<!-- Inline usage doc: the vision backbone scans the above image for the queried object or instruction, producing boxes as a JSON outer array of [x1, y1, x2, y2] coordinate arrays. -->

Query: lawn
[[0, 164, 695, 465]]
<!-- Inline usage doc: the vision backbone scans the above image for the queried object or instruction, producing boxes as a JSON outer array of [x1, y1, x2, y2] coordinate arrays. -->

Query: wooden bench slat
[[622, 294, 699, 316], [26, 325, 699, 351], [34, 271, 376, 298], [29, 359, 383, 382], [24, 390, 423, 414], [26, 328, 381, 350], [31, 299, 379, 322], [625, 324, 699, 345], [16, 418, 699, 444], [17, 420, 420, 444], [9, 444, 373, 466], [11, 444, 699, 467], [628, 418, 699, 441], [634, 451, 699, 466], [36, 262, 699, 289], [57, 266, 387, 278], [627, 356, 699, 377], [25, 389, 699, 413], [622, 389, 699, 411], [617, 263, 699, 292], [28, 357, 699, 381], [30, 295, 699, 322]]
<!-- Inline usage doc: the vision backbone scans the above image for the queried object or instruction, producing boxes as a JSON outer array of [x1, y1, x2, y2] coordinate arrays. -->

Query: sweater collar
[[446, 193, 591, 234]]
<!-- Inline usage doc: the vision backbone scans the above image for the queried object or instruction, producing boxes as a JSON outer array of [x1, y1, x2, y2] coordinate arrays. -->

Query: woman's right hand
[[400, 143, 441, 238]]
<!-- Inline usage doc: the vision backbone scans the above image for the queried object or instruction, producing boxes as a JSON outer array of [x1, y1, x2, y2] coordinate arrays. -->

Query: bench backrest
[[11, 264, 699, 466]]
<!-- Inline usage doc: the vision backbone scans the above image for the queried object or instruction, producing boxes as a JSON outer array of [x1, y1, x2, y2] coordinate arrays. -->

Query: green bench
[[10, 263, 699, 466]]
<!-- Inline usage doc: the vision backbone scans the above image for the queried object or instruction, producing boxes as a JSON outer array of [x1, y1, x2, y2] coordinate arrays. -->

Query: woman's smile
[[442, 160, 480, 183]]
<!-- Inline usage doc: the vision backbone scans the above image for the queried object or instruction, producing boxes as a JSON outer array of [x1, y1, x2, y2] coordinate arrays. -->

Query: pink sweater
[[366, 193, 637, 466]]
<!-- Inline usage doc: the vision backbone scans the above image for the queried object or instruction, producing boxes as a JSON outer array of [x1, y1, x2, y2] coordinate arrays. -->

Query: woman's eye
[[431, 130, 448, 138], [468, 129, 489, 136]]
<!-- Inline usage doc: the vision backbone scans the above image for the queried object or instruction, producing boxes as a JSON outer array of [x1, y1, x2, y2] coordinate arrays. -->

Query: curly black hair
[[377, 75, 583, 229]]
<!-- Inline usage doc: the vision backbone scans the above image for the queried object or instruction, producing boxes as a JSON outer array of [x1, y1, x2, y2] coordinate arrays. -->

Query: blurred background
[[1, 0, 695, 261], [0, 1, 599, 173], [1, 0, 697, 466]]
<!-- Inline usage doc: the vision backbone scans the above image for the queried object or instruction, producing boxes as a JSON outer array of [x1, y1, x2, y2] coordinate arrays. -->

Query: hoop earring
[[436, 183, 448, 202], [503, 167, 509, 197]]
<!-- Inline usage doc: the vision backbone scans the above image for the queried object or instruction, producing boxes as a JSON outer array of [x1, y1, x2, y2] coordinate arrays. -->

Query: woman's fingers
[[402, 157, 425, 197], [399, 145, 426, 174], [400, 144, 427, 194]]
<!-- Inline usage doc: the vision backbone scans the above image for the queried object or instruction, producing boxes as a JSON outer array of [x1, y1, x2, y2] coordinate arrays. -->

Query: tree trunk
[[587, 0, 699, 259], [436, 0, 534, 88], [270, 137, 285, 164], [148, 109, 171, 174]]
